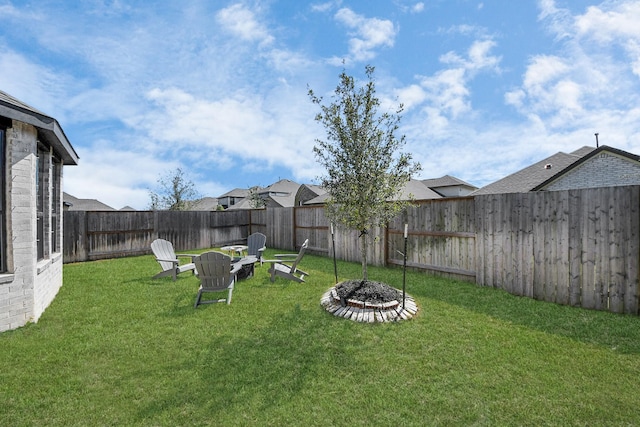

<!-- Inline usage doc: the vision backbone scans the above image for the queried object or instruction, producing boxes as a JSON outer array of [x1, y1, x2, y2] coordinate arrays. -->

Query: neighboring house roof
[[190, 197, 219, 211], [0, 90, 79, 165], [471, 146, 597, 196], [303, 179, 441, 205], [532, 145, 640, 191], [63, 192, 115, 211], [258, 179, 301, 208], [218, 188, 250, 198], [304, 192, 330, 205], [395, 179, 442, 201], [120, 206, 136, 211], [295, 184, 327, 206], [422, 175, 478, 197], [225, 197, 254, 210]]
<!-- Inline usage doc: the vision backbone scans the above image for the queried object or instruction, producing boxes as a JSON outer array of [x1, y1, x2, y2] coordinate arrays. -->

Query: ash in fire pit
[[334, 280, 402, 304]]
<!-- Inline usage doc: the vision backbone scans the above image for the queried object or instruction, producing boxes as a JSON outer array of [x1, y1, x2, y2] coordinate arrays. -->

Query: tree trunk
[[360, 232, 368, 280]]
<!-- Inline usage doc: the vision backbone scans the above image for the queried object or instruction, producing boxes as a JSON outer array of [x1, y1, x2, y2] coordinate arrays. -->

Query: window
[[36, 143, 61, 261], [0, 125, 5, 272], [36, 143, 52, 261], [51, 158, 61, 253]]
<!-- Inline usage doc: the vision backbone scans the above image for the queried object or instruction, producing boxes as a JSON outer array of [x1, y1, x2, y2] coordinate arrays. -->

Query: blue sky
[[1, 0, 639, 209]]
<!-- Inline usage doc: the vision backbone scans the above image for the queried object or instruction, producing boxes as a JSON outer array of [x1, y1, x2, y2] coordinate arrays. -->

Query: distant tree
[[308, 65, 421, 280], [148, 167, 200, 211], [247, 186, 266, 209]]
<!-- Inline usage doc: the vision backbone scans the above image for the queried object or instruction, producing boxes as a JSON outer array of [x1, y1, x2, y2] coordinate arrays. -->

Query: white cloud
[[412, 3, 425, 13], [0, 45, 77, 122], [216, 3, 274, 46], [64, 146, 169, 210], [506, 0, 640, 136], [139, 86, 321, 180], [395, 84, 427, 110], [332, 8, 397, 62], [575, 2, 640, 43], [574, 1, 640, 78], [522, 55, 569, 89], [399, 37, 501, 121], [311, 1, 340, 13]]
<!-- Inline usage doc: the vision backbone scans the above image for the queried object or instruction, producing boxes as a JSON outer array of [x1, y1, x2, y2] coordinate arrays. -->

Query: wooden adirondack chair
[[193, 251, 241, 307], [150, 238, 196, 281], [265, 239, 309, 283]]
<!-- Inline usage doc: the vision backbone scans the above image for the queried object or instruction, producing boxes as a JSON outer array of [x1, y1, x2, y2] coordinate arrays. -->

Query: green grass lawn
[[2, 249, 640, 426]]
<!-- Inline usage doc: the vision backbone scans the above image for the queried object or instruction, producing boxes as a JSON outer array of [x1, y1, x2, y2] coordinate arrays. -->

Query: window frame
[[36, 142, 50, 261], [0, 124, 5, 272], [51, 156, 61, 253]]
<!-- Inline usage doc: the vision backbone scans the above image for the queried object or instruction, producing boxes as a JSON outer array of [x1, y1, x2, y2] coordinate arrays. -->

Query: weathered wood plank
[[568, 189, 583, 307]]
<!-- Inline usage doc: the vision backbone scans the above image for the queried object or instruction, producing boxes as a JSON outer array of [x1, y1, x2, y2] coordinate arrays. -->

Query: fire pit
[[320, 280, 418, 323]]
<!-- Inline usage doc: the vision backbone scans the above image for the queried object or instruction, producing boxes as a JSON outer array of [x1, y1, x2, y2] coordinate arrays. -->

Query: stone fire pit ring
[[320, 285, 418, 323]]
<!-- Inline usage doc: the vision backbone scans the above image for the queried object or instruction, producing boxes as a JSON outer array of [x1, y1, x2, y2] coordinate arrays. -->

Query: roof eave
[[0, 101, 79, 165]]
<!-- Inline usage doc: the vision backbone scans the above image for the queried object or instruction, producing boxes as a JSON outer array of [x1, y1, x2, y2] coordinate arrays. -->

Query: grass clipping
[[334, 280, 401, 304]]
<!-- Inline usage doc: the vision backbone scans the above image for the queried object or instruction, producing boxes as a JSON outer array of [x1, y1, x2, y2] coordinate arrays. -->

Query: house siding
[[544, 152, 640, 191]]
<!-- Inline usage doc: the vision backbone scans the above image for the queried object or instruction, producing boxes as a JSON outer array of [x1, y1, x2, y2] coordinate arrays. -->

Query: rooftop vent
[[544, 164, 552, 169]]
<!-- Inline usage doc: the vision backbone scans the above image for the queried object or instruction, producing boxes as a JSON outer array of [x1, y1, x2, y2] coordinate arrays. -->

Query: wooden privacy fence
[[475, 186, 639, 314], [63, 186, 640, 315], [64, 210, 253, 262]]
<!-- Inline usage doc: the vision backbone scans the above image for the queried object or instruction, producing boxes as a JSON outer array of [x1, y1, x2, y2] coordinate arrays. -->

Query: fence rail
[[63, 186, 640, 315]]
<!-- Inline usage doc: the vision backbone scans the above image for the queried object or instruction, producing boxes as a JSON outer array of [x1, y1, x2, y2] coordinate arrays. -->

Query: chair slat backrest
[[289, 239, 309, 272], [151, 239, 177, 272], [247, 232, 267, 258], [194, 252, 233, 291]]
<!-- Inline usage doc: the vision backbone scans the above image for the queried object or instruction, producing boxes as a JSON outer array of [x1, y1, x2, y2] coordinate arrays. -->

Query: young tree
[[309, 65, 421, 280], [148, 167, 200, 211], [247, 186, 266, 209]]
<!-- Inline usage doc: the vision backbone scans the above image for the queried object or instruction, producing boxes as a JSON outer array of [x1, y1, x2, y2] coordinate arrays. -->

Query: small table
[[232, 256, 258, 280], [221, 245, 248, 257]]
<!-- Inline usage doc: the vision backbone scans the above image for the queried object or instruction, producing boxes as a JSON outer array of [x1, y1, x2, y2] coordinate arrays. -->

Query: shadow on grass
[[136, 304, 357, 423], [400, 267, 640, 355]]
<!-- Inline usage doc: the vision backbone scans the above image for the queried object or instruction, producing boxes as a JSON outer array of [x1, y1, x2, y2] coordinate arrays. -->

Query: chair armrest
[[263, 260, 293, 271], [176, 253, 195, 259], [230, 263, 243, 275], [274, 253, 297, 260], [156, 258, 179, 264]]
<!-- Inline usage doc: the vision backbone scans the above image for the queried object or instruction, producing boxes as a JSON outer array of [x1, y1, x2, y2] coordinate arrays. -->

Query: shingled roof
[[63, 193, 115, 211], [471, 146, 597, 196]]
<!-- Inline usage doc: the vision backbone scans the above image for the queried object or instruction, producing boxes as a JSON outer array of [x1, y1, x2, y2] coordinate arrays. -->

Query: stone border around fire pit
[[320, 286, 418, 323]]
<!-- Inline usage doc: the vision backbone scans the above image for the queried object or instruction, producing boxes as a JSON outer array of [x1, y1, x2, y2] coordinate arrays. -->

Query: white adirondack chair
[[264, 239, 309, 283], [150, 238, 196, 281]]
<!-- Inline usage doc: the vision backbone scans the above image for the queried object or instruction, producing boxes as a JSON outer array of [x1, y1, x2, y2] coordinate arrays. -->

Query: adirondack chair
[[265, 239, 309, 283], [150, 238, 196, 281], [193, 251, 241, 307], [246, 232, 267, 265]]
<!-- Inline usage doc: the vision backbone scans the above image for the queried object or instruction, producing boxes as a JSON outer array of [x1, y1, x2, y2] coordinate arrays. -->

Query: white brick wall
[[0, 120, 64, 332], [545, 152, 640, 191]]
